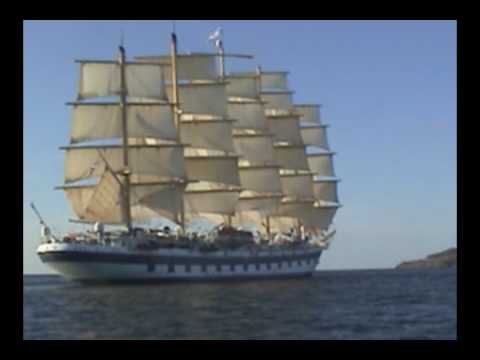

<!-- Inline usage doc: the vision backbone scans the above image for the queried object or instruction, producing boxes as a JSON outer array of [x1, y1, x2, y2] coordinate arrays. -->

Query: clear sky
[[23, 20, 457, 273]]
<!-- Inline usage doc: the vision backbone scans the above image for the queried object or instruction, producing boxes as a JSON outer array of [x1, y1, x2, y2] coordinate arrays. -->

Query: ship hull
[[37, 243, 322, 282]]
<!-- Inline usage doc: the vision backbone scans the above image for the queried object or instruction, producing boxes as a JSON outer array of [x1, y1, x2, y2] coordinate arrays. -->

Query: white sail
[[266, 115, 303, 144], [273, 145, 309, 171], [269, 198, 340, 232], [238, 166, 282, 194], [304, 203, 339, 231], [82, 169, 124, 223], [307, 152, 336, 177], [236, 209, 300, 234], [70, 103, 177, 144], [131, 182, 184, 222], [233, 134, 276, 166], [184, 182, 241, 216], [64, 145, 185, 183], [272, 201, 339, 232], [226, 75, 259, 99], [276, 199, 315, 218], [300, 125, 329, 149], [261, 72, 289, 91], [236, 193, 282, 214], [136, 53, 219, 81], [62, 38, 341, 239], [184, 154, 240, 186], [166, 82, 227, 117], [294, 104, 321, 124], [279, 173, 315, 199], [180, 118, 235, 153], [77, 62, 166, 100], [228, 101, 268, 131], [312, 179, 339, 203], [227, 71, 288, 90], [64, 185, 97, 222], [261, 92, 294, 114], [64, 177, 184, 223]]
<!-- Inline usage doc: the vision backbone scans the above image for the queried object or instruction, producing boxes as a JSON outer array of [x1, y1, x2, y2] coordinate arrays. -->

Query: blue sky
[[23, 20, 457, 273]]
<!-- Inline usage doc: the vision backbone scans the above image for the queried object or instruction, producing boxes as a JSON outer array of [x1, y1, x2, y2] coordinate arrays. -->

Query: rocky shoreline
[[396, 248, 456, 269]]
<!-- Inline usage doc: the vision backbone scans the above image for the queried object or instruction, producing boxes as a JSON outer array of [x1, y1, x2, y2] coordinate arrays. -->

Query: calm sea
[[23, 268, 456, 340]]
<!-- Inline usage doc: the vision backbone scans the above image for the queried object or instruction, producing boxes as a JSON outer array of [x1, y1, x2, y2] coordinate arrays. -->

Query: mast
[[256, 65, 262, 95], [218, 40, 225, 78], [118, 45, 132, 233], [223, 45, 231, 228], [216, 33, 230, 227], [170, 31, 185, 232], [256, 65, 271, 239]]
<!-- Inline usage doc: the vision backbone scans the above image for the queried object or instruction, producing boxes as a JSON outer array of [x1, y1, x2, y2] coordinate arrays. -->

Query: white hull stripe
[[43, 259, 320, 281]]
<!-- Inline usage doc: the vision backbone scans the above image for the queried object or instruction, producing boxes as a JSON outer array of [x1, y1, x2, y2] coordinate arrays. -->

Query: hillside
[[396, 248, 456, 269]]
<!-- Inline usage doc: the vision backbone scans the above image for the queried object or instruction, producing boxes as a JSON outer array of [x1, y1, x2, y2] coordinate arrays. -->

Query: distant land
[[396, 248, 456, 269]]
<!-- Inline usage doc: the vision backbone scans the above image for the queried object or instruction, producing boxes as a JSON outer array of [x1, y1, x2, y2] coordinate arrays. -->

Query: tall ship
[[34, 28, 341, 282]]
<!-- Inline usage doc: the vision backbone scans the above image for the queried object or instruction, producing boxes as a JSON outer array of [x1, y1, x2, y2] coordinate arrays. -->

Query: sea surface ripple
[[23, 268, 456, 340]]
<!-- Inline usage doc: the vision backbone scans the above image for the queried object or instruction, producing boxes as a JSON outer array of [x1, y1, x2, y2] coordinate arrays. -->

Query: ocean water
[[23, 268, 456, 340]]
